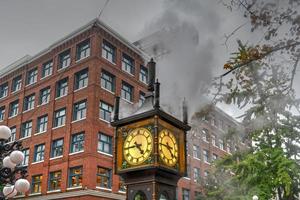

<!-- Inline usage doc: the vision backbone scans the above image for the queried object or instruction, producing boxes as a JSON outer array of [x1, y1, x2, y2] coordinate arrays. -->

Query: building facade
[[177, 105, 247, 200], [0, 19, 149, 199]]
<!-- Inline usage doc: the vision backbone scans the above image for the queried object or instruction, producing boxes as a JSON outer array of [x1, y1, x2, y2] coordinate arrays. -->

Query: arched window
[[134, 191, 147, 200]]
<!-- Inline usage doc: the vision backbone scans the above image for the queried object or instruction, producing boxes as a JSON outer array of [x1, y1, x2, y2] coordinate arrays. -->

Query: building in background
[[0, 18, 149, 200]]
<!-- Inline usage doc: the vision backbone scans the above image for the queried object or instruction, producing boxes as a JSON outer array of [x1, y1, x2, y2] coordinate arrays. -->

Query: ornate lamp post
[[0, 125, 30, 199]]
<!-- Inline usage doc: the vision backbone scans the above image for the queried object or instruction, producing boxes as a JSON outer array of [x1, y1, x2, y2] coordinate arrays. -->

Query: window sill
[[47, 189, 61, 194], [102, 56, 116, 65], [139, 80, 148, 86], [11, 89, 21, 94], [203, 140, 209, 143], [23, 108, 34, 114], [183, 177, 191, 180], [121, 98, 133, 104], [204, 161, 211, 165], [25, 82, 37, 87], [31, 160, 44, 165], [37, 102, 49, 107], [57, 66, 70, 72], [67, 186, 82, 191], [118, 190, 126, 194], [193, 157, 201, 161], [55, 94, 67, 100], [35, 131, 47, 136], [101, 87, 115, 95], [52, 125, 65, 130], [96, 186, 112, 191], [71, 118, 86, 124], [8, 115, 18, 119], [69, 151, 84, 156], [0, 96, 7, 100], [98, 151, 113, 157], [50, 155, 63, 160], [29, 193, 42, 196], [122, 69, 135, 77], [19, 136, 31, 141], [99, 118, 110, 124], [76, 56, 89, 63], [40, 74, 52, 80], [74, 86, 88, 93]]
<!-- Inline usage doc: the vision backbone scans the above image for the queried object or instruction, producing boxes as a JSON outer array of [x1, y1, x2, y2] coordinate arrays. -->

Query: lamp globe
[[3, 156, 16, 169], [3, 185, 17, 198], [10, 150, 24, 165], [0, 125, 11, 140], [15, 179, 30, 193]]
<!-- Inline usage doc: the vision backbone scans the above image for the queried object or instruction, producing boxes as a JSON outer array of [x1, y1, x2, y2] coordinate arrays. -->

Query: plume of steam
[[140, 0, 222, 119]]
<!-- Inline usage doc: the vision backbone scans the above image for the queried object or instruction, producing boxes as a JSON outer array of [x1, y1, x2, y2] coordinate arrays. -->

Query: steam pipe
[[154, 80, 160, 109], [147, 58, 156, 92], [113, 96, 120, 121], [183, 98, 188, 124]]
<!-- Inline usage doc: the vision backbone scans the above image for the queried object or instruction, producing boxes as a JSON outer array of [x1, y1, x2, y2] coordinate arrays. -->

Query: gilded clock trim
[[158, 129, 179, 167], [123, 127, 153, 166]]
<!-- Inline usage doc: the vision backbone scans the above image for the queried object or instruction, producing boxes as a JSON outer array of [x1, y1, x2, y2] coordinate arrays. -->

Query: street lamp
[[0, 125, 30, 199], [253, 195, 259, 200]]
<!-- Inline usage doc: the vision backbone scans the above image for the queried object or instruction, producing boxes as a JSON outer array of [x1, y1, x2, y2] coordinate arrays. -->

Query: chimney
[[183, 98, 188, 124], [147, 58, 156, 92], [154, 80, 160, 109], [113, 96, 120, 121]]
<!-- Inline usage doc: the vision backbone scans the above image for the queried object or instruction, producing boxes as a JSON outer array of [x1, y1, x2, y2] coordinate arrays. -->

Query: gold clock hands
[[124, 145, 137, 150], [160, 143, 174, 158]]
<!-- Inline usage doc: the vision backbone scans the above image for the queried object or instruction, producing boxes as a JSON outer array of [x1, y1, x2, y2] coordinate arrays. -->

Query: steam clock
[[111, 59, 190, 200]]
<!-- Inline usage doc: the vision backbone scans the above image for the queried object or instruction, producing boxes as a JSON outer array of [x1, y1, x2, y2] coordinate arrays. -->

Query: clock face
[[123, 127, 153, 165], [158, 129, 178, 167]]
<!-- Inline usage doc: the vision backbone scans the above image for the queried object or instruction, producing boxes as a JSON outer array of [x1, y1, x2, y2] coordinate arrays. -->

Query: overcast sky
[[0, 0, 299, 119]]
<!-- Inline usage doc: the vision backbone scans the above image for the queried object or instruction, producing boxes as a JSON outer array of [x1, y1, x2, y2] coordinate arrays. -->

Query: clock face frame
[[158, 129, 179, 167], [123, 127, 153, 166]]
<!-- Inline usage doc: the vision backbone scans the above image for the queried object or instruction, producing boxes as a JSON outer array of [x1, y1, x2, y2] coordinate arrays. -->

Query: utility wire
[[97, 0, 110, 20]]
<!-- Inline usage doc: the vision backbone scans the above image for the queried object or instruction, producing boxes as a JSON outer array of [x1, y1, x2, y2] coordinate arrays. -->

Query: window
[[227, 141, 231, 153], [42, 60, 53, 78], [204, 171, 209, 179], [58, 49, 71, 69], [0, 82, 8, 99], [212, 153, 218, 161], [70, 132, 84, 153], [76, 39, 90, 60], [121, 82, 133, 102], [101, 70, 115, 93], [31, 175, 42, 193], [26, 68, 38, 85], [21, 120, 32, 138], [34, 143, 45, 162], [23, 93, 35, 111], [49, 171, 62, 191], [186, 163, 190, 178], [96, 167, 112, 188], [219, 139, 224, 150], [211, 115, 217, 127], [102, 40, 116, 63], [98, 133, 112, 154], [56, 78, 68, 98], [203, 149, 209, 163], [74, 68, 88, 90], [22, 148, 29, 166], [0, 106, 5, 121], [122, 53, 134, 75], [193, 168, 201, 183], [53, 108, 66, 128], [12, 76, 22, 92], [202, 128, 209, 142], [139, 92, 145, 106], [119, 177, 126, 192], [182, 189, 190, 200], [39, 87, 50, 105], [7, 126, 16, 143], [211, 135, 216, 146], [193, 145, 201, 159], [51, 138, 63, 158], [73, 100, 87, 121], [139, 65, 148, 84], [99, 101, 113, 122], [68, 166, 82, 187], [36, 115, 48, 134]]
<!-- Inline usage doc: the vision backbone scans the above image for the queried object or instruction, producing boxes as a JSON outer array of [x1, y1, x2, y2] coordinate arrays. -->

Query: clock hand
[[124, 145, 137, 150], [134, 141, 144, 154], [160, 143, 174, 158]]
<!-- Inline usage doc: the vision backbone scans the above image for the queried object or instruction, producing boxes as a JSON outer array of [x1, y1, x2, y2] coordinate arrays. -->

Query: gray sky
[[0, 0, 299, 119]]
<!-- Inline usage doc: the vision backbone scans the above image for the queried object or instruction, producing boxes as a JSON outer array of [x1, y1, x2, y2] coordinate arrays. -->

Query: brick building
[[0, 18, 150, 199], [177, 105, 246, 200]]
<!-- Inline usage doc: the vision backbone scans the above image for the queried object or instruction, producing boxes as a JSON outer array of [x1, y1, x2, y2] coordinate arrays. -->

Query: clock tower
[[111, 59, 190, 200]]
